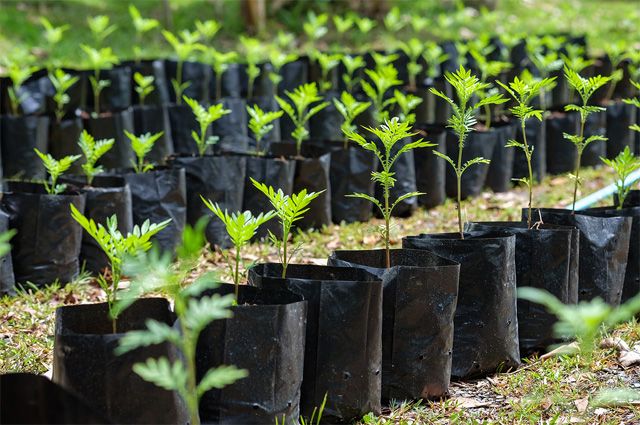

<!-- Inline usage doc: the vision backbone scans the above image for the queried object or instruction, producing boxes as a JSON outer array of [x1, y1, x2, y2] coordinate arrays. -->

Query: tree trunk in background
[[243, 0, 266, 34]]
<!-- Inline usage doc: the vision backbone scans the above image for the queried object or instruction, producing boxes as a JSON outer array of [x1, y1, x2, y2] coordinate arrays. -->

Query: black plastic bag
[[209, 63, 243, 100], [328, 249, 459, 401], [523, 208, 632, 306], [48, 117, 84, 175], [84, 66, 132, 112], [165, 60, 212, 102], [209, 97, 249, 154], [81, 108, 135, 169], [10, 68, 51, 116], [414, 124, 446, 208], [403, 231, 521, 379], [545, 112, 579, 175], [132, 104, 174, 164], [580, 110, 607, 167], [309, 91, 343, 142], [2, 181, 85, 287], [486, 122, 517, 193], [0, 373, 108, 424], [53, 298, 189, 424], [375, 137, 419, 217], [512, 118, 546, 182], [248, 263, 382, 422], [0, 209, 16, 296], [606, 101, 636, 158], [166, 104, 201, 155], [0, 114, 49, 179], [445, 129, 497, 199], [126, 59, 171, 105], [279, 59, 309, 95], [169, 155, 246, 248], [417, 77, 452, 125], [197, 284, 307, 425], [465, 222, 580, 354]]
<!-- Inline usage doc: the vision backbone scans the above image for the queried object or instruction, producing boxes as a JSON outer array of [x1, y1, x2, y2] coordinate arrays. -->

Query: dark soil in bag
[[2, 182, 85, 287], [126, 59, 171, 105], [165, 60, 212, 102], [328, 248, 459, 401], [580, 110, 607, 167], [197, 284, 307, 425], [169, 154, 246, 248], [486, 122, 517, 193], [0, 114, 49, 179], [81, 108, 135, 169], [523, 208, 632, 306], [166, 103, 201, 155], [84, 66, 132, 112], [445, 129, 497, 199], [53, 298, 189, 424], [309, 90, 343, 142], [132, 104, 174, 164], [414, 124, 446, 208], [606, 101, 636, 158], [0, 373, 108, 424], [0, 209, 16, 296], [48, 117, 84, 175], [465, 222, 579, 355], [545, 111, 580, 175], [512, 118, 546, 182], [402, 231, 521, 379], [248, 263, 382, 423]]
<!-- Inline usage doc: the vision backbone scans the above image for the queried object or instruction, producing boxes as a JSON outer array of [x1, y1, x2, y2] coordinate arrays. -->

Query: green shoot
[[275, 83, 329, 156], [563, 67, 613, 213], [470, 49, 511, 128], [80, 45, 119, 116], [390, 90, 422, 125], [362, 64, 402, 124], [383, 6, 406, 33], [526, 37, 564, 110], [49, 69, 79, 123], [267, 49, 299, 96], [600, 146, 640, 210], [183, 96, 231, 157], [240, 36, 263, 100], [397, 38, 425, 91], [246, 104, 283, 153], [430, 66, 507, 238], [333, 92, 371, 149], [313, 51, 342, 92], [333, 15, 354, 35], [303, 11, 328, 47], [134, 72, 155, 106], [203, 47, 238, 101], [87, 15, 117, 46], [33, 149, 81, 195], [162, 30, 203, 105], [125, 131, 163, 174], [129, 5, 159, 61], [604, 40, 628, 103], [6, 62, 38, 116], [0, 230, 16, 258], [422, 42, 449, 80], [345, 117, 433, 268], [202, 198, 275, 300], [341, 55, 365, 93], [194, 19, 221, 42], [250, 179, 324, 278], [77, 130, 114, 185], [40, 17, 69, 46], [624, 80, 640, 133]]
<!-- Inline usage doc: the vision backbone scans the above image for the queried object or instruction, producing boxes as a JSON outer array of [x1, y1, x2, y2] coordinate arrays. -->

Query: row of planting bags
[[3, 191, 639, 424]]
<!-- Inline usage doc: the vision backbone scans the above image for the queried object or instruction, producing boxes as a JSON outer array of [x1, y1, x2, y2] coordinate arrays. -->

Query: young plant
[[246, 104, 283, 153], [125, 131, 163, 173], [77, 130, 114, 185], [80, 45, 119, 116], [303, 11, 328, 49], [341, 54, 366, 93], [430, 66, 507, 238], [203, 47, 238, 101], [250, 179, 324, 278], [352, 14, 376, 48], [362, 64, 402, 124], [332, 14, 353, 49], [183, 96, 231, 156], [275, 83, 329, 156], [33, 149, 81, 195], [563, 67, 613, 213], [624, 80, 640, 133], [69, 204, 170, 332], [40, 17, 69, 66], [345, 117, 433, 268], [603, 40, 628, 103], [202, 199, 275, 299], [162, 30, 203, 105], [87, 15, 117, 46], [194, 19, 221, 42], [267, 49, 299, 97], [526, 38, 564, 110], [383, 6, 407, 33], [49, 69, 79, 123], [422, 42, 449, 80], [240, 36, 262, 100], [114, 220, 247, 425], [333, 92, 371, 149], [397, 38, 425, 91], [313, 52, 342, 93], [129, 5, 159, 62], [470, 50, 512, 128], [600, 147, 640, 210], [497, 72, 556, 227], [134, 72, 155, 106], [390, 90, 422, 125], [6, 62, 38, 116]]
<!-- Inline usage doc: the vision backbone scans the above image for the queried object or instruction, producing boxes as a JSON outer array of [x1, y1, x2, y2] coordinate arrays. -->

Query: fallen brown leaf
[[574, 397, 588, 413]]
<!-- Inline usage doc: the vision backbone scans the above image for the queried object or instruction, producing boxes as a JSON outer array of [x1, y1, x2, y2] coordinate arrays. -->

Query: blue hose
[[569, 169, 640, 210]]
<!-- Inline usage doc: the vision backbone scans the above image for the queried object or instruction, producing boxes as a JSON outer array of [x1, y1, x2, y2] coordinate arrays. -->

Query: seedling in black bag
[[240, 36, 262, 100], [267, 49, 298, 97], [202, 198, 275, 300], [125, 131, 163, 173], [203, 47, 238, 101], [129, 5, 159, 62], [0, 230, 15, 257], [194, 19, 221, 43], [87, 15, 116, 46], [313, 51, 342, 92], [470, 49, 511, 129], [275, 83, 329, 156], [340, 54, 366, 93], [134, 72, 155, 106], [49, 69, 79, 123], [345, 117, 434, 268], [390, 89, 422, 125], [362, 63, 401, 124], [422, 42, 449, 80], [40, 17, 69, 57], [397, 38, 425, 92], [333, 91, 371, 149], [183, 96, 231, 156], [114, 219, 247, 425], [80, 44, 119, 116], [623, 79, 640, 133], [430, 66, 507, 238], [162, 29, 203, 105], [251, 179, 324, 278], [563, 67, 613, 213], [246, 104, 283, 154], [5, 61, 38, 116], [496, 72, 556, 228], [600, 147, 640, 210], [602, 40, 628, 103], [70, 204, 170, 333], [33, 149, 81, 195], [77, 130, 114, 185]]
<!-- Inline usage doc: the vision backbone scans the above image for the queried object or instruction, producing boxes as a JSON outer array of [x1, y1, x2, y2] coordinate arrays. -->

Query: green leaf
[[183, 294, 235, 334], [115, 319, 181, 355], [133, 357, 187, 392], [196, 365, 248, 398]]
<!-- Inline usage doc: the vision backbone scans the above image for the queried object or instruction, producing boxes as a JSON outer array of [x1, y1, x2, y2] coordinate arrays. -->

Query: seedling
[[454, 42, 469, 68], [470, 49, 511, 128], [362, 64, 402, 124], [134, 72, 155, 106], [202, 198, 275, 299], [313, 51, 342, 92], [40, 17, 68, 66], [345, 117, 433, 268], [49, 69, 79, 123], [333, 92, 371, 148], [87, 15, 116, 46], [623, 80, 640, 133], [275, 83, 329, 156], [497, 73, 557, 228], [397, 38, 425, 91], [70, 204, 170, 332], [603, 40, 628, 103], [371, 52, 398, 69], [383, 6, 406, 33], [251, 179, 324, 278], [77, 130, 114, 185], [240, 36, 262, 100], [563, 67, 613, 213], [352, 14, 376, 48], [114, 220, 247, 425], [422, 42, 449, 80], [246, 104, 284, 153], [203, 47, 238, 101], [600, 147, 640, 210], [80, 45, 119, 116], [430, 66, 507, 238], [0, 230, 15, 258], [341, 55, 365, 93], [183, 96, 231, 156], [33, 149, 81, 195], [162, 30, 203, 105], [526, 38, 563, 110], [410, 16, 429, 34], [129, 5, 159, 61], [6, 61, 38, 116], [390, 90, 422, 125], [303, 11, 328, 48], [333, 14, 353, 46], [267, 49, 299, 96], [194, 19, 221, 42], [125, 131, 163, 173]]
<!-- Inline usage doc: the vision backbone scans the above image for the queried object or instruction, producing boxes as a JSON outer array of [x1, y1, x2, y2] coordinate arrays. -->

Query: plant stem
[[384, 185, 391, 269], [176, 60, 183, 105], [522, 120, 534, 228], [93, 70, 101, 116], [177, 308, 200, 425], [216, 72, 222, 101], [484, 104, 492, 129], [456, 134, 464, 239], [234, 245, 240, 301], [571, 117, 586, 214], [281, 223, 289, 279]]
